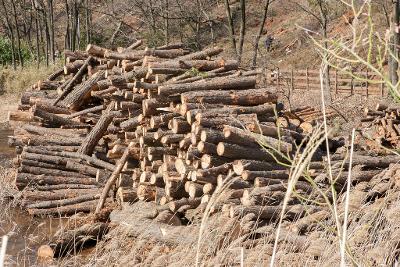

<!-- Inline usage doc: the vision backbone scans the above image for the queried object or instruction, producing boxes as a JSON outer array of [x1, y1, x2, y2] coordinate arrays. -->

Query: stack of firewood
[[358, 103, 400, 150], [5, 40, 344, 227], [275, 106, 338, 134]]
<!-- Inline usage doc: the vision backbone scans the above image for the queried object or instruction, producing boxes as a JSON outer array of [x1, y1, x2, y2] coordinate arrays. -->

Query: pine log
[[217, 142, 277, 161], [47, 222, 109, 257], [232, 159, 285, 175], [149, 59, 237, 72], [177, 46, 223, 60], [78, 112, 113, 155], [32, 106, 86, 127], [8, 110, 37, 122], [66, 105, 105, 119], [62, 70, 106, 110], [197, 141, 218, 155], [241, 170, 289, 182], [28, 200, 103, 216], [168, 197, 201, 212], [158, 76, 256, 97], [54, 56, 94, 104], [181, 88, 277, 105], [200, 154, 230, 169], [96, 144, 132, 213], [27, 193, 101, 209], [116, 187, 138, 205], [15, 172, 98, 190], [223, 125, 293, 153], [22, 146, 115, 171]]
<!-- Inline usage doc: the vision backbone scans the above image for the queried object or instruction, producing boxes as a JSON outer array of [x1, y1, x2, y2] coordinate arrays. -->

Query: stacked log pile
[[278, 106, 338, 134], [8, 41, 400, 262], [8, 41, 322, 219], [358, 103, 400, 150]]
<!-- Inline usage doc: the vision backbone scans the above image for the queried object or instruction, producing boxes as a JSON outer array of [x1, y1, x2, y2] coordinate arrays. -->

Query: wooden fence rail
[[265, 68, 388, 97]]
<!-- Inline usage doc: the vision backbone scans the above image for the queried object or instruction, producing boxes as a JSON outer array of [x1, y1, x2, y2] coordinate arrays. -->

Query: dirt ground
[[0, 94, 19, 125]]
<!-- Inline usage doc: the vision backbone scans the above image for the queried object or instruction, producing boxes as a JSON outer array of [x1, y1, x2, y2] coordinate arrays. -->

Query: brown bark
[[54, 56, 95, 105], [62, 70, 106, 110], [32, 106, 86, 127], [15, 172, 98, 189], [223, 125, 293, 153], [233, 159, 285, 175], [96, 144, 131, 213], [181, 88, 277, 105], [168, 197, 201, 212], [158, 76, 256, 97]]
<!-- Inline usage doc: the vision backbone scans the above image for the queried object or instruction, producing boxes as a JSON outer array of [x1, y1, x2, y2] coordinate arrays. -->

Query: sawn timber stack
[[8, 40, 333, 227]]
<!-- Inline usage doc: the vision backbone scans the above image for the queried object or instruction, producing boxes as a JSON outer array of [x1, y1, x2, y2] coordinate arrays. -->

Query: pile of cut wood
[[9, 41, 400, 261], [358, 103, 400, 150], [8, 40, 319, 219]]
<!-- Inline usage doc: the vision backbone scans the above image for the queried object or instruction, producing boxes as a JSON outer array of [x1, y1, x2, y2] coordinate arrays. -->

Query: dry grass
[[0, 62, 62, 95]]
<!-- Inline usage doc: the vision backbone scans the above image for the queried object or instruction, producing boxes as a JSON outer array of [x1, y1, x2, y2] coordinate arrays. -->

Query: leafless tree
[[389, 0, 400, 86]]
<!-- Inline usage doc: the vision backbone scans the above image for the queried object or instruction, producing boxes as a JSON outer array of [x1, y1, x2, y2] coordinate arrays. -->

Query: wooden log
[[22, 146, 115, 171], [16, 173, 97, 189], [22, 188, 100, 202], [197, 141, 218, 155], [116, 187, 138, 205], [181, 88, 277, 105], [66, 105, 105, 119], [86, 44, 108, 57], [171, 117, 191, 134], [31, 100, 71, 115], [158, 76, 257, 97], [187, 182, 204, 198], [149, 58, 237, 72], [217, 175, 252, 189], [241, 170, 289, 182], [232, 159, 285, 175], [28, 200, 107, 216], [200, 154, 230, 169], [20, 90, 57, 105], [64, 60, 85, 74], [254, 177, 286, 187], [161, 133, 185, 144], [62, 70, 106, 110], [223, 125, 293, 153], [35, 184, 99, 191], [18, 165, 92, 178], [32, 106, 86, 127], [177, 46, 223, 60], [8, 110, 37, 122], [120, 117, 140, 131], [96, 144, 132, 213], [230, 204, 306, 221], [21, 125, 85, 139], [54, 56, 95, 105], [195, 104, 276, 122], [150, 113, 176, 129], [192, 164, 231, 184], [217, 142, 277, 161], [11, 132, 84, 146], [46, 222, 109, 257], [78, 105, 114, 155], [145, 47, 189, 58], [168, 197, 202, 212], [27, 193, 101, 209]]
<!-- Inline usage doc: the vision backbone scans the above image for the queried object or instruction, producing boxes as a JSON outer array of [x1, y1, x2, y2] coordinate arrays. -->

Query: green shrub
[[0, 37, 32, 65]]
